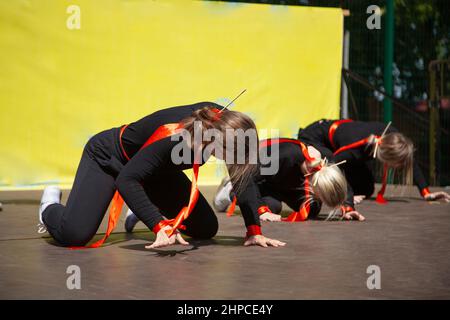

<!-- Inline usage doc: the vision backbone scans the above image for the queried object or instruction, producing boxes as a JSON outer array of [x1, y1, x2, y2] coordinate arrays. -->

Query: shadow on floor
[[42, 230, 244, 256], [119, 234, 244, 256]]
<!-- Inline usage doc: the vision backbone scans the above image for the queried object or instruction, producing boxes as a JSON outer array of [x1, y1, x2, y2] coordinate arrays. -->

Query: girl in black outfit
[[38, 102, 285, 249], [298, 119, 450, 215], [214, 138, 359, 223]]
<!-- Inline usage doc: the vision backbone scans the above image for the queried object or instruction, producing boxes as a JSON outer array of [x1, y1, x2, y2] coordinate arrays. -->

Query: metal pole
[[429, 66, 437, 185], [341, 30, 350, 119], [383, 0, 394, 123]]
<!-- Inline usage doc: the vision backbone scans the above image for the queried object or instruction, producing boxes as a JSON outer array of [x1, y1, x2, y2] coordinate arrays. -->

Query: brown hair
[[181, 106, 259, 195], [376, 132, 414, 185]]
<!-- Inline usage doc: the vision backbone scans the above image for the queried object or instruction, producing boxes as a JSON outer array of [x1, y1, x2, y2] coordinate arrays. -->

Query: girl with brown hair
[[38, 102, 285, 248]]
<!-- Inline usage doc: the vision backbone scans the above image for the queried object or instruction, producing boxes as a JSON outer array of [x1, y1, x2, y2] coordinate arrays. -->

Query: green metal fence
[[429, 59, 450, 186]]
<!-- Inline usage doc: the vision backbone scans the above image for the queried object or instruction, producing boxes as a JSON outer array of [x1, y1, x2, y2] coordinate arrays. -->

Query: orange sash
[[328, 119, 353, 149]]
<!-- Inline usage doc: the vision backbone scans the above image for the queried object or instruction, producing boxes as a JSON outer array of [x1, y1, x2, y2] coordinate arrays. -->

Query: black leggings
[[258, 184, 322, 218], [344, 162, 375, 198], [43, 132, 218, 247]]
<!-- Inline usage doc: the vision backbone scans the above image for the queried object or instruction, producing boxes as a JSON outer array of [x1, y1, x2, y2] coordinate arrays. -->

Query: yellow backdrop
[[0, 0, 343, 189]]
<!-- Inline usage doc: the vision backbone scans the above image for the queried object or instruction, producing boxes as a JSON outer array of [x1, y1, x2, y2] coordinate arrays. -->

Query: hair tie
[[211, 108, 222, 122], [373, 121, 392, 158], [304, 158, 326, 178], [210, 89, 247, 122], [304, 158, 347, 177]]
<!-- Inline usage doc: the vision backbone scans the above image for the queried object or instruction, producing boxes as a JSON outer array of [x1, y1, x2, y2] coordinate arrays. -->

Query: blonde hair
[[375, 132, 414, 185], [181, 106, 258, 195], [306, 159, 348, 208]]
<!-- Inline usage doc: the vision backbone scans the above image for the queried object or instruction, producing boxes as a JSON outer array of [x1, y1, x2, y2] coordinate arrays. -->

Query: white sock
[[39, 186, 62, 223], [213, 179, 233, 212]]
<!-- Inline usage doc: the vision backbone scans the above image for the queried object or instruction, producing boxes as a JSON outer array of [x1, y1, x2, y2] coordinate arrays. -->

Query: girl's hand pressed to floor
[[145, 225, 189, 249], [425, 191, 450, 203], [244, 235, 286, 248], [260, 212, 282, 222], [342, 210, 366, 221]]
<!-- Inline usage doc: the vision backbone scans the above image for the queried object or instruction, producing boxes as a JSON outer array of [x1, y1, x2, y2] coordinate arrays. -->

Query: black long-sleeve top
[[238, 139, 318, 217], [115, 102, 260, 231], [298, 119, 429, 207]]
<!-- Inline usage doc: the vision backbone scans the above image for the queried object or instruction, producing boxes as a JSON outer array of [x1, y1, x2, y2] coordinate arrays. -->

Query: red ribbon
[[164, 157, 200, 238], [420, 187, 431, 198], [246, 225, 262, 237], [328, 119, 353, 149], [341, 205, 355, 214], [211, 108, 222, 121], [226, 196, 237, 217], [332, 135, 379, 156], [282, 174, 310, 222], [375, 164, 388, 204], [260, 138, 316, 162], [257, 205, 272, 215]]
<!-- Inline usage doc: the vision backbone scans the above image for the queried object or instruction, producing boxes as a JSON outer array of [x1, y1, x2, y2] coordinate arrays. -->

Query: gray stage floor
[[0, 186, 449, 299]]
